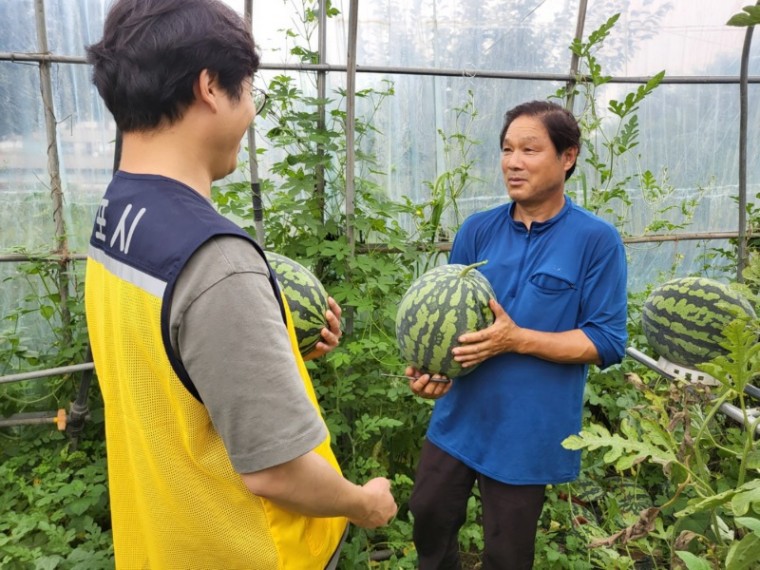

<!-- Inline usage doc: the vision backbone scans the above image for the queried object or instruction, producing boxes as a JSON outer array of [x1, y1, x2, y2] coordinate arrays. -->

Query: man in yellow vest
[[84, 1, 397, 567]]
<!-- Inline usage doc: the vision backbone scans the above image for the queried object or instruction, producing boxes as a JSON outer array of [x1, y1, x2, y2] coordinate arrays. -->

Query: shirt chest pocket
[[529, 271, 576, 293]]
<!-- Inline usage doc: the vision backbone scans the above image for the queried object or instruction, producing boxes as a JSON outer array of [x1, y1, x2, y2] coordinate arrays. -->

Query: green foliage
[[727, 6, 760, 27], [420, 91, 480, 244], [556, 14, 702, 238], [563, 283, 760, 568], [0, 430, 111, 569], [1, 255, 89, 417], [3, 5, 755, 570]]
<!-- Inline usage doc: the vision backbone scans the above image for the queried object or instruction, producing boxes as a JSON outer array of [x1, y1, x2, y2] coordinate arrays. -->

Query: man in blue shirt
[[406, 100, 628, 569]]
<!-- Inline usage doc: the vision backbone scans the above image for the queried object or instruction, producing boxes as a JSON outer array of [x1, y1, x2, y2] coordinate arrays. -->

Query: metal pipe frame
[[565, 0, 588, 113], [244, 0, 265, 244], [3, 2, 760, 420], [626, 347, 760, 437], [736, 1, 759, 281], [315, 0, 328, 231], [0, 363, 94, 385], [1, 231, 755, 263], [2, 52, 759, 85], [0, 410, 66, 429], [345, 0, 358, 255]]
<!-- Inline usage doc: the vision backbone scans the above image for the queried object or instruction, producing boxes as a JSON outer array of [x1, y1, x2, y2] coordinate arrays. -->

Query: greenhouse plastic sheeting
[[1, 0, 759, 335]]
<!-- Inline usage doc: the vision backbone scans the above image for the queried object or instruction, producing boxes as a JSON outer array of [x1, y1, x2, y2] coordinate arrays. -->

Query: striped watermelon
[[395, 261, 496, 378], [266, 252, 329, 357], [641, 277, 755, 367]]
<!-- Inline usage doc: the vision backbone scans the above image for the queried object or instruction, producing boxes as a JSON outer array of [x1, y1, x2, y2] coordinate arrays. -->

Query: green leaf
[[675, 551, 713, 570], [727, 6, 760, 27], [677, 480, 760, 518], [39, 305, 55, 320], [732, 485, 760, 517], [726, 532, 760, 570], [561, 420, 676, 472], [65, 497, 93, 516], [727, 14, 756, 27], [735, 516, 760, 533], [34, 556, 64, 570]]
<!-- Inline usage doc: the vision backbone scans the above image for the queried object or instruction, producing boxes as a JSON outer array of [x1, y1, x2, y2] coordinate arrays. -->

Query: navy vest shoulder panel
[[89, 172, 285, 402]]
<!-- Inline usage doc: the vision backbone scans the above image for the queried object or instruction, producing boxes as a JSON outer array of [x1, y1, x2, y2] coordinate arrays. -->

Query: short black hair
[[86, 0, 260, 132], [499, 100, 581, 180]]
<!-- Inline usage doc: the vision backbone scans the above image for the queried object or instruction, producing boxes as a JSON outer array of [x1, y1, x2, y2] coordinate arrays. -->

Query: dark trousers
[[409, 439, 546, 570]]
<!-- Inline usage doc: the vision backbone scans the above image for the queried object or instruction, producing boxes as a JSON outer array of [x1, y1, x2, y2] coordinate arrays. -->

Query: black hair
[[499, 100, 581, 180], [86, 0, 260, 132]]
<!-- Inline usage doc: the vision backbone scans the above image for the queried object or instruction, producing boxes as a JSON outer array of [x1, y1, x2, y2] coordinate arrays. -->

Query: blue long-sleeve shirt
[[427, 196, 627, 484]]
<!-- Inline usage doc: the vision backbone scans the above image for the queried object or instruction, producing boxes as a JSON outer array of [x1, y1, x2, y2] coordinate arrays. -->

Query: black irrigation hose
[[65, 348, 94, 450]]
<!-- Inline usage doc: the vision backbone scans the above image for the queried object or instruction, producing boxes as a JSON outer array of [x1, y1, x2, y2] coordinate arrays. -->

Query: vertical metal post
[[342, 0, 359, 336], [345, 0, 358, 255], [565, 0, 589, 113], [316, 0, 327, 228], [35, 0, 65, 251], [736, 2, 759, 282], [245, 0, 266, 244], [35, 0, 72, 344]]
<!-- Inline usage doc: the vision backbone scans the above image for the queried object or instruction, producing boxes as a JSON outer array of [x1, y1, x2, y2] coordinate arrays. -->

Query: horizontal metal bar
[[1, 52, 758, 85], [0, 415, 58, 427], [0, 409, 65, 429], [625, 347, 672, 377], [0, 253, 86, 263], [719, 402, 759, 433], [626, 347, 760, 436], [357, 232, 748, 254], [0, 52, 87, 64], [1, 231, 746, 262], [623, 231, 746, 244], [0, 362, 94, 384], [746, 384, 760, 400]]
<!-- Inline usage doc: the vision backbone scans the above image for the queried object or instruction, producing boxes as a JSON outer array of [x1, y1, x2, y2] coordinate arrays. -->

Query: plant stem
[[459, 260, 488, 277]]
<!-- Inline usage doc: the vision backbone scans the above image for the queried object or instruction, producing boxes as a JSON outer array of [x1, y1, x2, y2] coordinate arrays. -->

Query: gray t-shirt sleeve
[[169, 235, 327, 474]]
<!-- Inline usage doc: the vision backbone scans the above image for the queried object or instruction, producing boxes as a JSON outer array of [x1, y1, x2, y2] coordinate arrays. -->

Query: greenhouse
[[1, 0, 759, 568]]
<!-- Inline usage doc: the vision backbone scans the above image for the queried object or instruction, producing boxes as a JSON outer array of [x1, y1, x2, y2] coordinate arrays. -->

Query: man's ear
[[562, 146, 579, 172], [194, 69, 219, 112]]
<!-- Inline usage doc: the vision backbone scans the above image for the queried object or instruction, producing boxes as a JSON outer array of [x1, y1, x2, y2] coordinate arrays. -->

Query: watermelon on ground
[[395, 261, 496, 378], [641, 276, 755, 368], [266, 252, 329, 357], [571, 478, 605, 504], [605, 478, 653, 517]]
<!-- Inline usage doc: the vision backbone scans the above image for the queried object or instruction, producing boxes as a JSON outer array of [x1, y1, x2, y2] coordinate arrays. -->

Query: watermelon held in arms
[[266, 252, 329, 357], [395, 261, 496, 378], [641, 276, 756, 368]]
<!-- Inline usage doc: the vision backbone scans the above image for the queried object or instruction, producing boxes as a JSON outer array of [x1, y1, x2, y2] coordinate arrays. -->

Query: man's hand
[[406, 366, 452, 399], [349, 477, 398, 529], [452, 298, 521, 369], [242, 452, 396, 528], [304, 297, 342, 361]]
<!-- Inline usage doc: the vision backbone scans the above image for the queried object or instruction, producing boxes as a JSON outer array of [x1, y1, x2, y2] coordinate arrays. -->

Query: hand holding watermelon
[[406, 366, 453, 399], [266, 251, 340, 360], [302, 296, 343, 361], [395, 261, 496, 378], [452, 298, 520, 369]]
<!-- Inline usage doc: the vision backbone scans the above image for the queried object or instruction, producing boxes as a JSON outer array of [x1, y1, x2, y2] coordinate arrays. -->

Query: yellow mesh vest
[[85, 254, 347, 569]]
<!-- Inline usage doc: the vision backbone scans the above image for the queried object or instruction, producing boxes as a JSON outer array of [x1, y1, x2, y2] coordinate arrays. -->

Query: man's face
[[500, 115, 577, 208], [210, 79, 256, 180]]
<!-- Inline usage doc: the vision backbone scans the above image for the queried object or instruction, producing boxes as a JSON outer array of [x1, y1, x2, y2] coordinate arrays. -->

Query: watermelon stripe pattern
[[395, 262, 496, 378], [266, 252, 329, 357], [641, 277, 755, 367]]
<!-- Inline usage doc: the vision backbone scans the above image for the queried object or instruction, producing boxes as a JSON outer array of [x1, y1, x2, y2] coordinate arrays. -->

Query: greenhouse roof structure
[[2, 0, 759, 277], [1, 0, 759, 423], [2, 4, 760, 568]]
